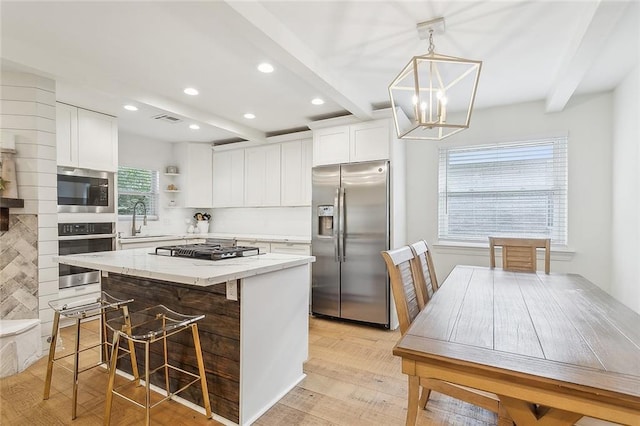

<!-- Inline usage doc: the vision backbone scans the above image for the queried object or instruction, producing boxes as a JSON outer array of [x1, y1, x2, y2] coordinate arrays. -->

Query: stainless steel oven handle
[[58, 233, 117, 241]]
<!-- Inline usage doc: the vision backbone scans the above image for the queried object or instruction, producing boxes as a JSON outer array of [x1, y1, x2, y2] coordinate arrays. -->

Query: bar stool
[[104, 304, 212, 425], [43, 291, 138, 420]]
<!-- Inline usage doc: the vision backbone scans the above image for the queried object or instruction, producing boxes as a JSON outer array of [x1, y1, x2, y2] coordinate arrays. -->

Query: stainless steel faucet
[[131, 200, 147, 236]]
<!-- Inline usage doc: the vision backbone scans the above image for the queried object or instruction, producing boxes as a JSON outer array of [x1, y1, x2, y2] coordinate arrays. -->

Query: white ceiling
[[1, 1, 638, 144]]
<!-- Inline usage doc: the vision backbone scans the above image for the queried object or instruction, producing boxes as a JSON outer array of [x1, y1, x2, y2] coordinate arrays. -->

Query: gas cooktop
[[154, 243, 260, 260]]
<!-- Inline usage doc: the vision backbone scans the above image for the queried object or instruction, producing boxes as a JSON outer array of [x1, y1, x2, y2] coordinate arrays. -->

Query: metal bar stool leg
[[121, 305, 140, 384], [192, 323, 212, 418], [43, 311, 61, 400], [162, 317, 170, 395], [71, 318, 82, 419], [104, 330, 121, 426], [144, 340, 151, 426]]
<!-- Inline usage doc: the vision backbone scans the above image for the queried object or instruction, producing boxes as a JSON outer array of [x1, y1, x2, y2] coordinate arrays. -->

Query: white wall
[[117, 132, 199, 235], [406, 92, 613, 291], [612, 65, 640, 314], [1, 71, 58, 345]]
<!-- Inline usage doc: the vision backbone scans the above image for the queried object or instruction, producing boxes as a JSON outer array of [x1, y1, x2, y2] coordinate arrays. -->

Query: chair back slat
[[381, 247, 420, 335], [409, 240, 439, 309], [489, 237, 551, 274]]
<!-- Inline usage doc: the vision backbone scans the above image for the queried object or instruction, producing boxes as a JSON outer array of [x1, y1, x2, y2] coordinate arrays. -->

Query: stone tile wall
[[0, 214, 38, 318]]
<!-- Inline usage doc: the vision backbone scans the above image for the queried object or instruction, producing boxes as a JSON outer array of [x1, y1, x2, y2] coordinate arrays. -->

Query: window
[[438, 137, 568, 245], [117, 166, 159, 219]]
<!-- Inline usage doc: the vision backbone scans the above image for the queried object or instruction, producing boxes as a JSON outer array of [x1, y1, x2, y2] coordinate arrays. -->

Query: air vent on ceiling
[[152, 114, 182, 123]]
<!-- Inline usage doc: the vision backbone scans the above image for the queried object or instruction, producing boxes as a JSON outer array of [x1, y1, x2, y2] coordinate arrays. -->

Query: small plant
[[193, 212, 211, 222]]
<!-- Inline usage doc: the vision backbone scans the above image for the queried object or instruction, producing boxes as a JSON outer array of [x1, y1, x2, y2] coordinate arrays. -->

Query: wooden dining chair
[[381, 247, 510, 424], [408, 240, 438, 309], [489, 237, 551, 274]]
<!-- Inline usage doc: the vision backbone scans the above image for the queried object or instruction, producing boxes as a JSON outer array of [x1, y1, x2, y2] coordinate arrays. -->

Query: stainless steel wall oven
[[57, 167, 114, 213], [58, 222, 115, 289]]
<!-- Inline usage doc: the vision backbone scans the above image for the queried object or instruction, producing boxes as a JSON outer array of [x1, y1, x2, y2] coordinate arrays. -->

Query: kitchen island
[[56, 248, 315, 426]]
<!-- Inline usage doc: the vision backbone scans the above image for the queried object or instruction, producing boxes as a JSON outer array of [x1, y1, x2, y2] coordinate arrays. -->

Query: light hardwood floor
[[0, 317, 497, 425]]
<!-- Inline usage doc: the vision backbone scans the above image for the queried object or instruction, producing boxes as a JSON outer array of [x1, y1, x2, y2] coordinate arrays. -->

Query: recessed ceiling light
[[311, 98, 325, 105], [244, 113, 256, 119], [123, 105, 138, 111], [257, 63, 274, 73], [183, 87, 199, 96], [189, 124, 200, 130]]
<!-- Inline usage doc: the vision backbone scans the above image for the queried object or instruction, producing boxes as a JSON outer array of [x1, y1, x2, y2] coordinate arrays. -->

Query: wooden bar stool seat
[[43, 291, 136, 420], [104, 304, 212, 426]]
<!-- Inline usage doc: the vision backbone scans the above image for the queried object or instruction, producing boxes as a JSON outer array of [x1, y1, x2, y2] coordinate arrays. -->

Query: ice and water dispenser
[[317, 206, 334, 236]]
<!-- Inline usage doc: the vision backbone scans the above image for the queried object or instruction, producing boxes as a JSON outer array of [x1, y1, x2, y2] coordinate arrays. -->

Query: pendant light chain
[[428, 29, 435, 55]]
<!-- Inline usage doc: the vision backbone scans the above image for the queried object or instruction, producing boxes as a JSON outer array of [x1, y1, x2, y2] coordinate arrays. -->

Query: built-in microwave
[[57, 167, 114, 213]]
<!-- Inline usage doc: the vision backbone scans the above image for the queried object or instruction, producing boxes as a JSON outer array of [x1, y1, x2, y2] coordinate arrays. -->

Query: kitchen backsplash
[[210, 206, 311, 237], [117, 206, 310, 237]]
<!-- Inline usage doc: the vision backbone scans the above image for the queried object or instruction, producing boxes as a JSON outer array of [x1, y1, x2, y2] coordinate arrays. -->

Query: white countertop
[[56, 249, 315, 287], [118, 232, 311, 245]]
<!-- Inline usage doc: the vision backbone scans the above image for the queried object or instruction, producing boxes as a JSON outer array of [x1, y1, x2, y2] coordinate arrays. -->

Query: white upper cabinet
[[312, 119, 390, 166], [281, 138, 312, 206], [244, 144, 281, 207], [349, 120, 389, 163], [56, 102, 118, 171], [312, 125, 349, 166], [184, 143, 213, 208], [212, 149, 245, 207], [56, 102, 78, 167]]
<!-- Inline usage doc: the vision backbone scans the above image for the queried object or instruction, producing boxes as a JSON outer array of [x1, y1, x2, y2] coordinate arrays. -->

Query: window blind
[[438, 137, 568, 245], [117, 166, 160, 217]]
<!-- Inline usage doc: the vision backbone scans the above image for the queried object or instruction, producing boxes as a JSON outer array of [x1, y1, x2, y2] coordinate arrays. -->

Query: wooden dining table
[[393, 265, 640, 426]]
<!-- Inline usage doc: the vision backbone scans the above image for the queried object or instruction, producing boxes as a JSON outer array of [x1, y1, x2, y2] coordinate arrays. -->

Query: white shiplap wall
[[1, 71, 58, 348]]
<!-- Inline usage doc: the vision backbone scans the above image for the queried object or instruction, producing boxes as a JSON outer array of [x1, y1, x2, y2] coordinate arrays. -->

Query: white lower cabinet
[[236, 239, 272, 254], [117, 238, 206, 250], [270, 242, 311, 255], [236, 239, 311, 256]]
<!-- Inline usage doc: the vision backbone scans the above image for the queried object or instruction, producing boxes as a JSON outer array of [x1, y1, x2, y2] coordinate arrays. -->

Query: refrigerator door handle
[[339, 187, 345, 262], [334, 187, 340, 262]]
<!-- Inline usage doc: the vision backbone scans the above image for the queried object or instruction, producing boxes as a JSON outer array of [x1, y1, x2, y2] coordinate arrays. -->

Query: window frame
[[437, 136, 568, 246], [117, 166, 160, 221]]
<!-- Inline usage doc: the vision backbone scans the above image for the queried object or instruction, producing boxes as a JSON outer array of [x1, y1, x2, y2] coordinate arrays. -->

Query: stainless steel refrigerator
[[311, 160, 390, 327]]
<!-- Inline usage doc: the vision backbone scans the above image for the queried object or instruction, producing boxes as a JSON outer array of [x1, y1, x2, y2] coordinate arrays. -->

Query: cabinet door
[[56, 103, 78, 167], [244, 145, 281, 206], [212, 150, 244, 207], [77, 108, 118, 171], [270, 242, 311, 255], [312, 125, 349, 166], [236, 239, 271, 254], [349, 119, 389, 162], [184, 143, 213, 208], [281, 139, 312, 206]]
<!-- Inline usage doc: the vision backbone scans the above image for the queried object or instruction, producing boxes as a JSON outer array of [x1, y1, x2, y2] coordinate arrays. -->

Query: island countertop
[[56, 248, 315, 287]]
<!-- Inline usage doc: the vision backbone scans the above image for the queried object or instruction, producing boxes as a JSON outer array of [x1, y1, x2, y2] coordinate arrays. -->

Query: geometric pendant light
[[389, 18, 482, 140]]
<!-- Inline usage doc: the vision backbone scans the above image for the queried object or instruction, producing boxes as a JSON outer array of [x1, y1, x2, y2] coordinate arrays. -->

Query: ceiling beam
[[224, 1, 373, 120], [1, 36, 267, 143], [545, 0, 629, 113]]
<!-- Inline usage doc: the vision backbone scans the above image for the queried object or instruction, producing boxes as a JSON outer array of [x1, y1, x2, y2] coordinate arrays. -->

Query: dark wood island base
[[103, 273, 241, 423]]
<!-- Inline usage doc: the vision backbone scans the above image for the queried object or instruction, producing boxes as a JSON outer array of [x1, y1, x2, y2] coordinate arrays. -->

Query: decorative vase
[[197, 221, 209, 234]]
